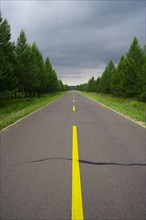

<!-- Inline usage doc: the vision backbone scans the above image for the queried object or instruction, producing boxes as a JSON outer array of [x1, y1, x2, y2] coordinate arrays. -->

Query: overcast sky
[[1, 0, 145, 85]]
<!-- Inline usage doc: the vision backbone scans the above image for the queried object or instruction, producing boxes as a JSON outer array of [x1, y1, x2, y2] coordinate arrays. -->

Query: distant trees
[[77, 37, 146, 102], [87, 77, 96, 92], [15, 30, 29, 97], [98, 60, 115, 93], [0, 14, 68, 98], [45, 57, 58, 92], [110, 56, 126, 96]]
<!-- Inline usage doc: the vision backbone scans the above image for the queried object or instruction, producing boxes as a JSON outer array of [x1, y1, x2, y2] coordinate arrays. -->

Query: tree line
[[0, 15, 69, 98], [77, 37, 146, 102]]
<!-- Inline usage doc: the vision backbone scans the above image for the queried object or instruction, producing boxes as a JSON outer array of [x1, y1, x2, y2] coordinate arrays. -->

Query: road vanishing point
[[1, 91, 146, 220]]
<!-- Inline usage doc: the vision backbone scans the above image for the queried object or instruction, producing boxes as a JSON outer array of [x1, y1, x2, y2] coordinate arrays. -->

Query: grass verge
[[0, 92, 66, 130], [81, 92, 146, 126]]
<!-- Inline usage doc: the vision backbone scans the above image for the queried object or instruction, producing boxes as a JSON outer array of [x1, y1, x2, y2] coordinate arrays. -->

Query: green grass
[[0, 92, 66, 130], [81, 92, 146, 126]]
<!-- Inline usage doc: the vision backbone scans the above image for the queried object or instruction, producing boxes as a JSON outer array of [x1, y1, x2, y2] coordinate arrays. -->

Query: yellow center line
[[73, 106, 76, 111], [72, 126, 84, 220], [73, 99, 75, 103]]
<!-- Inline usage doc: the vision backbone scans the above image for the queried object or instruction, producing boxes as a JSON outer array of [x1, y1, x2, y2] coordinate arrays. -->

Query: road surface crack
[[26, 158, 146, 167]]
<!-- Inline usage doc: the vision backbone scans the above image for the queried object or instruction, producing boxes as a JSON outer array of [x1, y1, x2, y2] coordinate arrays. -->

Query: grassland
[[0, 92, 66, 130], [81, 92, 146, 126]]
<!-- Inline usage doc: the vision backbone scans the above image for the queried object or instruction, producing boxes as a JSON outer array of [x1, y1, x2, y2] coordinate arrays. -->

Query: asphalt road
[[1, 91, 146, 220]]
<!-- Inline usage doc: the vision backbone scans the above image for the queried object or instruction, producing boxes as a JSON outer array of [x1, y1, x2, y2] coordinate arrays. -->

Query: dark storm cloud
[[1, 0, 145, 84]]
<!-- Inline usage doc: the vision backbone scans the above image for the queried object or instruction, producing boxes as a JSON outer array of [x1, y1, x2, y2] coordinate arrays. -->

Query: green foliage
[[0, 15, 18, 92], [58, 80, 64, 91], [99, 60, 115, 93], [44, 57, 59, 92], [48, 70, 58, 92], [15, 30, 29, 95], [110, 38, 145, 100], [110, 55, 127, 96], [0, 14, 68, 99], [95, 77, 100, 92], [45, 57, 53, 75], [87, 77, 96, 92], [77, 83, 88, 91], [0, 15, 11, 45], [15, 30, 27, 55], [124, 37, 145, 98], [78, 37, 146, 102], [137, 50, 146, 101], [30, 42, 46, 93]]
